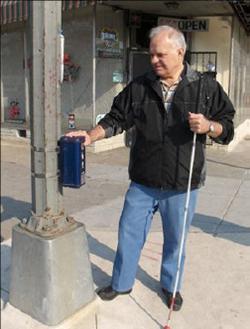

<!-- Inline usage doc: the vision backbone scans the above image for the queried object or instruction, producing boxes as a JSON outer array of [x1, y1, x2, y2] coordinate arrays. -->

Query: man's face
[[149, 32, 184, 79]]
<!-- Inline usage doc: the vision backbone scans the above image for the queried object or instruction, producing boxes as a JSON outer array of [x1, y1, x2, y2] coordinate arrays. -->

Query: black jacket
[[99, 64, 235, 190]]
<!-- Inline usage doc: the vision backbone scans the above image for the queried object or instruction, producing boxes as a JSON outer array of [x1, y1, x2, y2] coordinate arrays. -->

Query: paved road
[[1, 135, 250, 329], [1, 136, 250, 239]]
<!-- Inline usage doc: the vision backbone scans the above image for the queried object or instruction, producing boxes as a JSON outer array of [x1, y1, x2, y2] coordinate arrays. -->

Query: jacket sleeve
[[208, 80, 235, 145], [98, 83, 134, 138]]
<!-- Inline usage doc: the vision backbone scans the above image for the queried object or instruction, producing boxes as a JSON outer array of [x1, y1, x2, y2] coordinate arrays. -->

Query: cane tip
[[163, 326, 171, 329]]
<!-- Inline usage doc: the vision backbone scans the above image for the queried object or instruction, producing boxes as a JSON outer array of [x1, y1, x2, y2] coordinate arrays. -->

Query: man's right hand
[[65, 130, 91, 146], [65, 125, 106, 146]]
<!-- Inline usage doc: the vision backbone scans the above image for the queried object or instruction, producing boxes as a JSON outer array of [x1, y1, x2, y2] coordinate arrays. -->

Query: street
[[1, 135, 250, 329], [1, 135, 250, 239]]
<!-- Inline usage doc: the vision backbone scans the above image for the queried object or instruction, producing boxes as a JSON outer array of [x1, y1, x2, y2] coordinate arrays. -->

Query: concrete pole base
[[9, 222, 95, 326]]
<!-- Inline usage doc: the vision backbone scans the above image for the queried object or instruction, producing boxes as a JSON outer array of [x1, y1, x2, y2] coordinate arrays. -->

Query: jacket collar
[[184, 62, 200, 83], [144, 71, 161, 99], [145, 62, 200, 98]]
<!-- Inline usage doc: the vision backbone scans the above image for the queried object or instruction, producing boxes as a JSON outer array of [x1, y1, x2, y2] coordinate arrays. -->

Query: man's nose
[[151, 55, 158, 64]]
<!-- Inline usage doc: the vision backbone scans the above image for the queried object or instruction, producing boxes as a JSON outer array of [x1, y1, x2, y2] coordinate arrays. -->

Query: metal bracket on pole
[[20, 210, 78, 237]]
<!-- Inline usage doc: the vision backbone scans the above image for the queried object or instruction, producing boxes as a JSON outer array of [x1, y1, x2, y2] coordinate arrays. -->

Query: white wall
[[62, 7, 93, 131], [61, 5, 125, 132], [229, 17, 250, 127], [95, 5, 125, 122], [1, 30, 25, 121], [190, 16, 232, 93]]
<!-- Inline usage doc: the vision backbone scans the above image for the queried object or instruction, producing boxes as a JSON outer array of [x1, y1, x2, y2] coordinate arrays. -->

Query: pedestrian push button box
[[59, 136, 85, 188]]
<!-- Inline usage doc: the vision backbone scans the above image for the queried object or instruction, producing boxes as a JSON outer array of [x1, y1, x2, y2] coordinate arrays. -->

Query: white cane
[[164, 131, 197, 329], [164, 73, 204, 329]]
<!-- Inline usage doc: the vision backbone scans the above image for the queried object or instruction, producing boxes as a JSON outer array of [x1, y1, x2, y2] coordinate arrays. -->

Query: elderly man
[[66, 25, 235, 311]]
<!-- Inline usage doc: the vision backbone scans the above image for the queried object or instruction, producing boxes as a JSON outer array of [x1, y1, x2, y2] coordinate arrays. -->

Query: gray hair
[[149, 25, 187, 53]]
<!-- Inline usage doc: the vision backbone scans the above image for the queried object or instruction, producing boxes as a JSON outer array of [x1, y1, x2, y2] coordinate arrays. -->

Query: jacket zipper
[[161, 99, 167, 189]]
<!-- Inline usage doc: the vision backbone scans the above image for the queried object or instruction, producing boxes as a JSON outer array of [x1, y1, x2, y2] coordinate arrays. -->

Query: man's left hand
[[188, 112, 210, 134]]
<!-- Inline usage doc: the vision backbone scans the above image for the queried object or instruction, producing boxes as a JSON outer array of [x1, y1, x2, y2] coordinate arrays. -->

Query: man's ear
[[178, 48, 185, 58]]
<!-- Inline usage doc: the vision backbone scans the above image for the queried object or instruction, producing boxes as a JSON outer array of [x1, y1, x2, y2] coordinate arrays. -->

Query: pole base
[[9, 222, 95, 325]]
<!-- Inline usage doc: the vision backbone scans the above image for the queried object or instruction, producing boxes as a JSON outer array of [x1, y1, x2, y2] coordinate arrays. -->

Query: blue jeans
[[111, 181, 198, 293]]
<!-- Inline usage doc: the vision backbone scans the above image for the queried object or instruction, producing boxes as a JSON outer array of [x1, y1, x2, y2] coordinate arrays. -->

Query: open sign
[[158, 17, 209, 32]]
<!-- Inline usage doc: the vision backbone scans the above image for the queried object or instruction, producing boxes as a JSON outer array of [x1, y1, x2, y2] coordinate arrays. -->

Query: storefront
[[61, 4, 125, 133], [1, 0, 249, 150]]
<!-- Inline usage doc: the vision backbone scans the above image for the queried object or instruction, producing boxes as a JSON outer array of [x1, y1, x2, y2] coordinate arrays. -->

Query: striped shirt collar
[[160, 75, 182, 90], [160, 76, 182, 112]]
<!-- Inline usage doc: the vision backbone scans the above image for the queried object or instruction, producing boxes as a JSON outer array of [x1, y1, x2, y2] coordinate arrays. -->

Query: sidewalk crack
[[95, 313, 98, 329], [129, 294, 163, 328], [213, 170, 248, 236]]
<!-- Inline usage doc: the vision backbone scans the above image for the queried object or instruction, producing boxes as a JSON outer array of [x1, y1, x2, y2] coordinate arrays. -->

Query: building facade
[[1, 0, 250, 151]]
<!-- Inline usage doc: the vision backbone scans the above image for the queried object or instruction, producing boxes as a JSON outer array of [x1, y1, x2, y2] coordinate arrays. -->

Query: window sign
[[96, 28, 123, 59], [158, 17, 209, 32], [112, 70, 123, 83], [96, 114, 106, 125]]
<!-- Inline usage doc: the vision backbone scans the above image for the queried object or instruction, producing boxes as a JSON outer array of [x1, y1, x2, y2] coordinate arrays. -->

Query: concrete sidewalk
[[1, 136, 250, 329]]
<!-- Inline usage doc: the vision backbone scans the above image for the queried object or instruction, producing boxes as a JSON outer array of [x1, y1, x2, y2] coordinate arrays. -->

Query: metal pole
[[25, 0, 72, 233], [30, 0, 62, 215], [9, 2, 95, 324], [0, 78, 4, 123], [23, 30, 30, 125], [0, 42, 4, 122], [92, 1, 96, 127]]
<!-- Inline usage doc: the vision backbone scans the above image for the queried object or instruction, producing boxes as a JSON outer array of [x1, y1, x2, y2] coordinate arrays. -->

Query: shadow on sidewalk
[[87, 212, 250, 293], [87, 233, 160, 293], [192, 213, 250, 246], [1, 244, 11, 309], [1, 196, 31, 222]]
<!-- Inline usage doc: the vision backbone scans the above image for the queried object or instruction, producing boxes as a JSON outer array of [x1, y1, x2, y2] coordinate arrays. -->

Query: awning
[[0, 1, 89, 25], [230, 0, 250, 35], [62, 0, 88, 11], [2, 1, 248, 34], [0, 0, 29, 25]]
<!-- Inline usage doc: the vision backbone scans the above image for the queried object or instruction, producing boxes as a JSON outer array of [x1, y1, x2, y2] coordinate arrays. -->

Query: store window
[[130, 13, 157, 50]]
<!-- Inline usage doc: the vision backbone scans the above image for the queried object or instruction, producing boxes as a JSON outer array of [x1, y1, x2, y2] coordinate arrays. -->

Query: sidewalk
[[1, 136, 250, 329]]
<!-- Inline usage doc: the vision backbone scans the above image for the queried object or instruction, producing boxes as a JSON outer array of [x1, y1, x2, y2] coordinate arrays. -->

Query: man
[[66, 25, 235, 311]]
